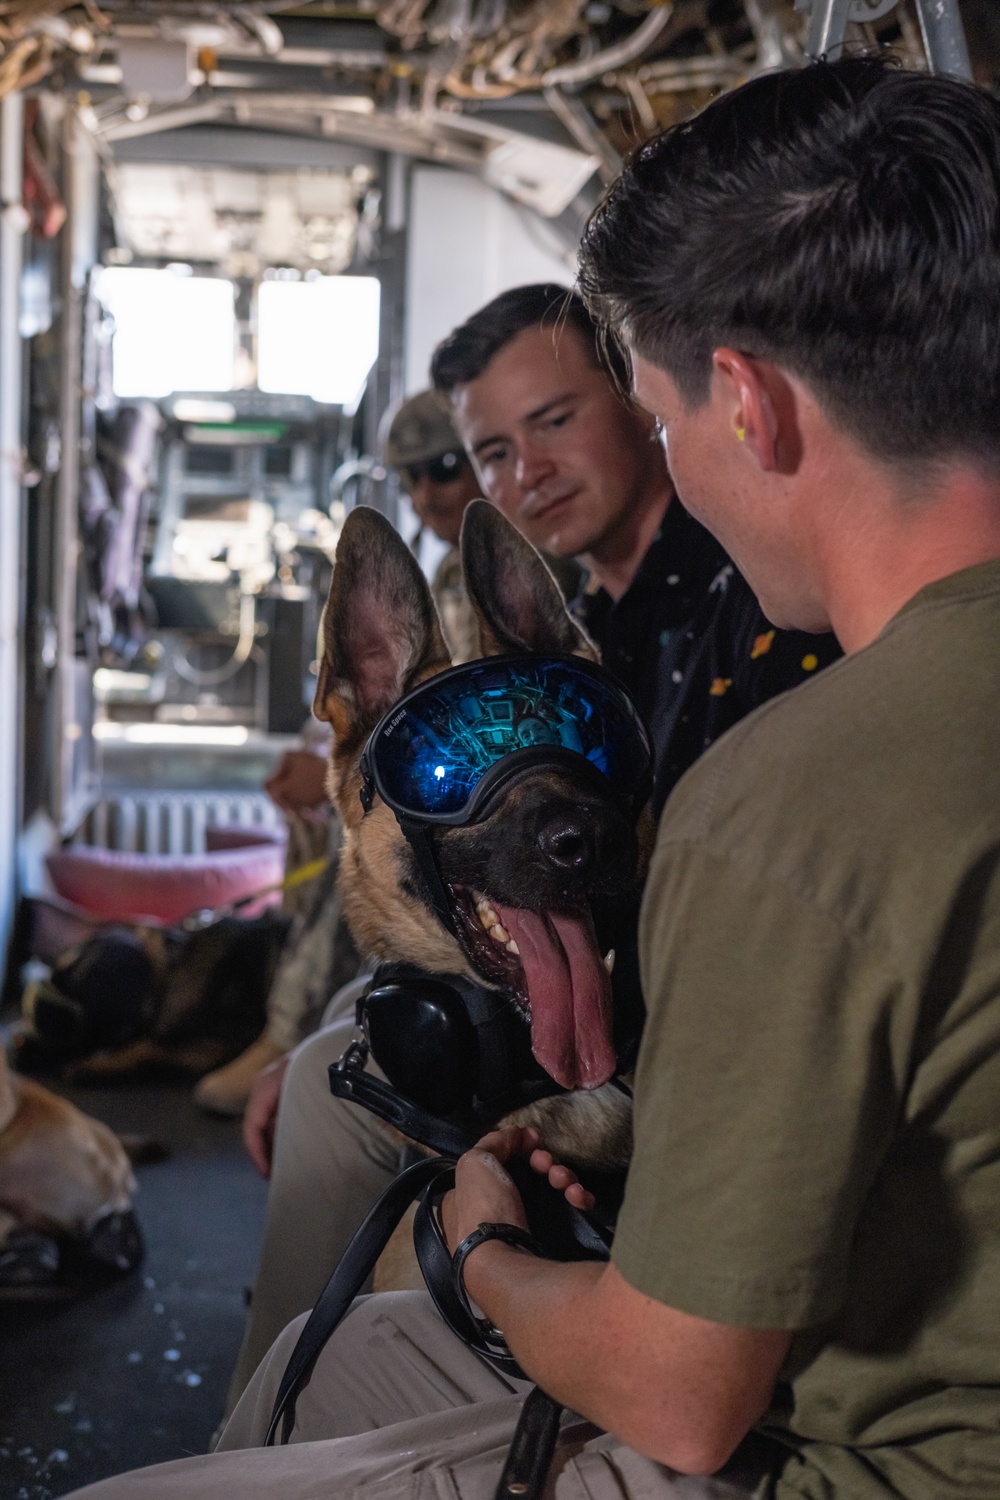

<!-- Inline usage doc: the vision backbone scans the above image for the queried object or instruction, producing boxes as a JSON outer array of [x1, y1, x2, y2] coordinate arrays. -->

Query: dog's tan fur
[[0, 1047, 135, 1244], [315, 502, 637, 1176]]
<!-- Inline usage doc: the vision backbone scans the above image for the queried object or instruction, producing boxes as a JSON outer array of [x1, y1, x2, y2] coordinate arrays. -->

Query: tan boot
[[193, 1034, 287, 1117]]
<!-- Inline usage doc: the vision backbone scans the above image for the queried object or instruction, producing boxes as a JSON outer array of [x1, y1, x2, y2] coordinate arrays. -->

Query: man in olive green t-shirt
[[57, 56, 1000, 1500], [431, 57, 1000, 1500], [620, 558, 1000, 1498]]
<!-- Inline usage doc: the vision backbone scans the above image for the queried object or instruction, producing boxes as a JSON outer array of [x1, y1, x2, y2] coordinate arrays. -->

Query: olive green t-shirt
[[614, 559, 1000, 1500]]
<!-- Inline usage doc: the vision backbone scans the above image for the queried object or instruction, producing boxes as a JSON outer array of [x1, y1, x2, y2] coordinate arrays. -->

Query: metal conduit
[[805, 0, 971, 78]]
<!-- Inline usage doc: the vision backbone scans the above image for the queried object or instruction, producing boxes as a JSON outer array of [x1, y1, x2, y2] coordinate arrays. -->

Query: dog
[[314, 500, 650, 1177], [15, 908, 292, 1085], [0, 1043, 142, 1295]]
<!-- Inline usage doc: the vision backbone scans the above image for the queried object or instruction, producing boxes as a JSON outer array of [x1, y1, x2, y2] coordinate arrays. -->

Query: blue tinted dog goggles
[[359, 654, 651, 826]]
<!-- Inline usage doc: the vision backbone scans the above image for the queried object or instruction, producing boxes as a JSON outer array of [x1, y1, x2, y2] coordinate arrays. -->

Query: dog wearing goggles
[[314, 500, 651, 1174]]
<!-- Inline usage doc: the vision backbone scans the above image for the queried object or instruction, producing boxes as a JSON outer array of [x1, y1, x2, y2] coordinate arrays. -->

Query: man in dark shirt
[[430, 284, 839, 815]]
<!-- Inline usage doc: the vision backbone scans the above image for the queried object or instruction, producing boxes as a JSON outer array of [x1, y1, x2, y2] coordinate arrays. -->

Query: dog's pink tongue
[[494, 904, 614, 1090]]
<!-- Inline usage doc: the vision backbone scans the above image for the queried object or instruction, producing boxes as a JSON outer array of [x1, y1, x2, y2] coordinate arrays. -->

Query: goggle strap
[[398, 818, 460, 940]]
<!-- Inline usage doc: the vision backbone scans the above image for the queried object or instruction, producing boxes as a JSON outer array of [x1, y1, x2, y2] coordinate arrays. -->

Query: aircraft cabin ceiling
[[109, 162, 372, 274], [3, 1, 999, 247]]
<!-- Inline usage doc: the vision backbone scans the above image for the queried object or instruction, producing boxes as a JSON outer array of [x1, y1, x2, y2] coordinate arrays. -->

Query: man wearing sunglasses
[[383, 388, 484, 663]]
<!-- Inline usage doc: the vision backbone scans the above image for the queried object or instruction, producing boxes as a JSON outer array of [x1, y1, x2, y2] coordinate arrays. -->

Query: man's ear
[[313, 506, 451, 749], [460, 499, 596, 660], [712, 349, 801, 475]]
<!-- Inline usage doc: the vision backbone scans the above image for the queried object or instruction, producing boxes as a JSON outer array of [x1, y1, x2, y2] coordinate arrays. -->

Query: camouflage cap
[[381, 389, 465, 468]]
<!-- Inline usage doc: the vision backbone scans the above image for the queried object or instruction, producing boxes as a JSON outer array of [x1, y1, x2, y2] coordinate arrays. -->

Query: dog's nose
[[537, 816, 593, 872]]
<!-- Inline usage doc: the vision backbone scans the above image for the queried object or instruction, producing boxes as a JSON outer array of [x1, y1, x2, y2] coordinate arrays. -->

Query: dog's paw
[[0, 1228, 63, 1298]]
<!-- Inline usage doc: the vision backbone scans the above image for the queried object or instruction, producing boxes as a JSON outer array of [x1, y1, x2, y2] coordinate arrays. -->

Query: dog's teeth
[[492, 923, 510, 945], [477, 900, 500, 930], [603, 949, 616, 975], [506, 940, 519, 956]]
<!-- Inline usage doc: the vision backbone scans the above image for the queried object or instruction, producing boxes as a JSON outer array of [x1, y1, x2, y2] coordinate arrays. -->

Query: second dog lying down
[[0, 1045, 141, 1293]]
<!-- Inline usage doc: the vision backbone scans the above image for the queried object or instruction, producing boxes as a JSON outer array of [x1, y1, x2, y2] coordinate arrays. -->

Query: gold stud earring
[[735, 426, 746, 442]]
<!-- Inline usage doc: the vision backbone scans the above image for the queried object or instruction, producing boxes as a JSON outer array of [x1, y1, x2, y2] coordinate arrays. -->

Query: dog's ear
[[460, 500, 595, 659], [314, 506, 451, 748]]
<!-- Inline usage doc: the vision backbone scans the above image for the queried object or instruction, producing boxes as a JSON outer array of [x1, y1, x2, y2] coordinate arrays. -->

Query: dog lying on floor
[[314, 500, 652, 1183], [16, 908, 291, 1085], [0, 1044, 142, 1295]]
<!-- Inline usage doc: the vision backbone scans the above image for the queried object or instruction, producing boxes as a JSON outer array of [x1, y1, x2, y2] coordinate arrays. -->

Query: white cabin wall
[[404, 166, 573, 396], [402, 166, 573, 570]]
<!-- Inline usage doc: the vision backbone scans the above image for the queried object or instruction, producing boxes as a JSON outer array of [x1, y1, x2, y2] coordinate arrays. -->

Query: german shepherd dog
[[314, 499, 646, 1175], [0, 1045, 141, 1294]]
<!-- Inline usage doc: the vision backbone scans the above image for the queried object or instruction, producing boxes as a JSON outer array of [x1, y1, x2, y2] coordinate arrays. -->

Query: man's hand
[[441, 1125, 596, 1255], [437, 1126, 792, 1475], [242, 1055, 289, 1178], [265, 750, 329, 819]]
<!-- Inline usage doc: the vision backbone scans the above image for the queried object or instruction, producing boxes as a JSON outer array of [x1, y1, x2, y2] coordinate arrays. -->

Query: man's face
[[450, 323, 661, 559], [631, 352, 829, 632], [404, 453, 482, 548]]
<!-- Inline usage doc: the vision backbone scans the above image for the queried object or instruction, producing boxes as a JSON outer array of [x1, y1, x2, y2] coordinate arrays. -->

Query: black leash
[[264, 1155, 451, 1447], [266, 1070, 612, 1498]]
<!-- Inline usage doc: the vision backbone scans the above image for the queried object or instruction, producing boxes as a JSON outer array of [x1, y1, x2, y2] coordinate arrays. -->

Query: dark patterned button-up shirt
[[576, 498, 842, 818]]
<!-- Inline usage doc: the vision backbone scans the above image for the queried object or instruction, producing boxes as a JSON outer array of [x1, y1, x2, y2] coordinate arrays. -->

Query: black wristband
[[451, 1222, 545, 1338]]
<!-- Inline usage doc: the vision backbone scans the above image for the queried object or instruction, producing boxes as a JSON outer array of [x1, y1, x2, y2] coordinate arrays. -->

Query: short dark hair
[[578, 57, 1000, 472], [430, 282, 630, 393]]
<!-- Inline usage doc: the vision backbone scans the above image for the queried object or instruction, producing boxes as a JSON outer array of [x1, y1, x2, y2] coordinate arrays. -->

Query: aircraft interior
[[0, 2, 998, 1496]]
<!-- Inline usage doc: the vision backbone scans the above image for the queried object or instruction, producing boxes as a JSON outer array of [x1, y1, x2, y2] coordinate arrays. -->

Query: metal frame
[[805, 0, 972, 78], [0, 93, 25, 981], [53, 108, 101, 836]]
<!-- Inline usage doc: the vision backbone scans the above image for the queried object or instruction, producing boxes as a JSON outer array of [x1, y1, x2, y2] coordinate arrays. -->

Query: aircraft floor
[[0, 1076, 268, 1499]]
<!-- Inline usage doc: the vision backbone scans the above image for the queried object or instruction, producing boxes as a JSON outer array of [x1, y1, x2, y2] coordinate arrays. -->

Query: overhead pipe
[[543, 85, 621, 184], [804, 0, 852, 58], [541, 3, 674, 88], [914, 0, 972, 79], [804, 0, 971, 75]]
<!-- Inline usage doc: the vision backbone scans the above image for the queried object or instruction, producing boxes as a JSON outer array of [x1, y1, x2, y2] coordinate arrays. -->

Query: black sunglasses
[[401, 450, 469, 487]]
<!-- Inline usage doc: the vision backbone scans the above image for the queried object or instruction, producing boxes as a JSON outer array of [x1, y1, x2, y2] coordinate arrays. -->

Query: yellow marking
[[709, 677, 733, 696], [801, 654, 819, 672], [281, 856, 329, 891], [750, 630, 775, 660]]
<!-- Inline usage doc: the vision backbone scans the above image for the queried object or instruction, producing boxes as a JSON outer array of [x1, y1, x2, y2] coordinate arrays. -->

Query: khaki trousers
[[66, 1292, 767, 1500], [227, 1005, 401, 1408]]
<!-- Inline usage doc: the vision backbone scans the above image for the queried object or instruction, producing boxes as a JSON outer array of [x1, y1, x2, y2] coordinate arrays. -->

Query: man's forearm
[[465, 1245, 612, 1413], [464, 1244, 785, 1474]]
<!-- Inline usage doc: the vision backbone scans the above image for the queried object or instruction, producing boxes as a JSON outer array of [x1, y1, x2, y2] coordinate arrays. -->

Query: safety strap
[[496, 1386, 565, 1500], [181, 855, 331, 930]]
